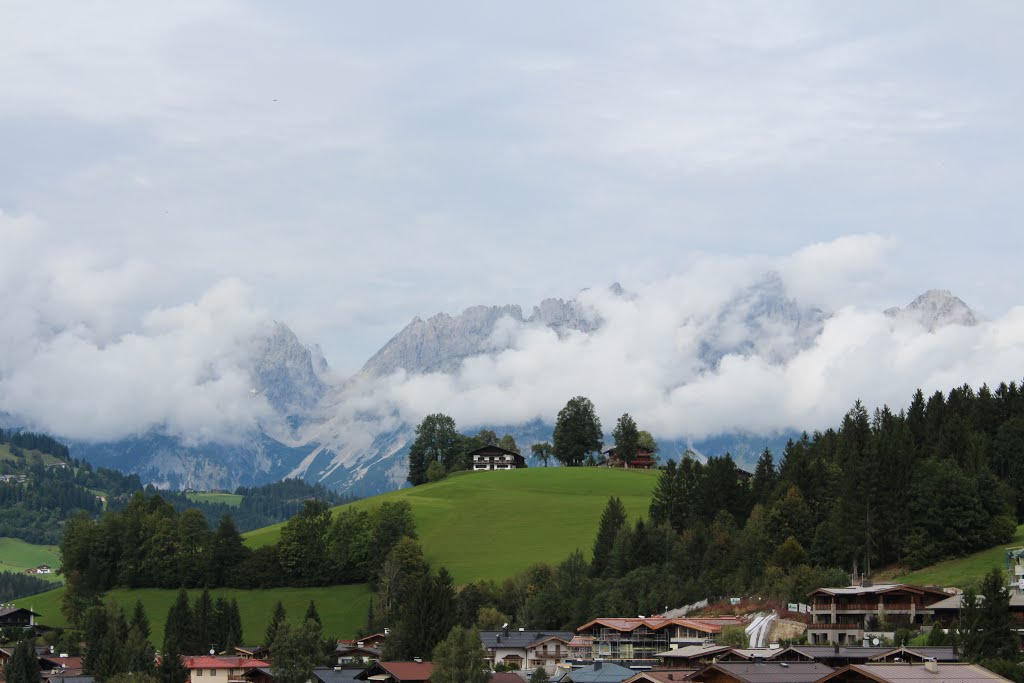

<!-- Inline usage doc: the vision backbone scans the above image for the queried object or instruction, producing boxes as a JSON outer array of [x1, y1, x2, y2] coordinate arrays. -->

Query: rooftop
[[693, 661, 835, 683], [823, 664, 1012, 683]]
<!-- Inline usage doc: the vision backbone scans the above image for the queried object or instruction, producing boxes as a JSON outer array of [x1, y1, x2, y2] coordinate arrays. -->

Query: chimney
[[925, 659, 938, 674], [834, 643, 840, 654], [594, 661, 603, 671]]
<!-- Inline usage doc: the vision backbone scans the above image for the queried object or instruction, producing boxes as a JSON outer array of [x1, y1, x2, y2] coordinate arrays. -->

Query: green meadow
[[0, 537, 61, 578], [244, 467, 659, 584], [893, 524, 1024, 589], [186, 492, 243, 507]]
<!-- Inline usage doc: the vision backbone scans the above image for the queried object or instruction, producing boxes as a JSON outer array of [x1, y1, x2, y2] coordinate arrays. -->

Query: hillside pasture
[[893, 524, 1024, 588], [244, 467, 659, 583], [0, 537, 61, 579]]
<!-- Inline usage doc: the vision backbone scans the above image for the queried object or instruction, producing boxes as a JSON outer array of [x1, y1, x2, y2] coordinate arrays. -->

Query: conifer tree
[[591, 496, 627, 577], [751, 448, 777, 505], [156, 647, 188, 683], [163, 588, 194, 655], [130, 600, 151, 640], [304, 600, 321, 626], [431, 626, 489, 683], [649, 460, 682, 531], [4, 640, 40, 683], [227, 599, 244, 650], [265, 601, 287, 649], [193, 589, 214, 654]]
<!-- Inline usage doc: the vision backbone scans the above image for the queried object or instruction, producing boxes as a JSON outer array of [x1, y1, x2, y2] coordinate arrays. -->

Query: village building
[[469, 445, 527, 471], [335, 643, 381, 666], [575, 616, 746, 665], [815, 662, 1012, 683], [807, 583, 950, 645], [559, 660, 636, 682], [354, 661, 433, 683], [182, 655, 269, 683], [0, 605, 40, 629], [601, 447, 656, 470], [479, 628, 574, 673], [688, 661, 835, 683], [623, 673, 694, 683], [233, 646, 270, 660]]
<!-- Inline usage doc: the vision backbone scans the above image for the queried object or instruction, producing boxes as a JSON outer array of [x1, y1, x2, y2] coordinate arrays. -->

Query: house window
[[208, 670, 215, 676], [196, 671, 203, 677]]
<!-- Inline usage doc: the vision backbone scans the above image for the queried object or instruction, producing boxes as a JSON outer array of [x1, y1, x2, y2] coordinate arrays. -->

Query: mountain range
[[25, 284, 983, 496]]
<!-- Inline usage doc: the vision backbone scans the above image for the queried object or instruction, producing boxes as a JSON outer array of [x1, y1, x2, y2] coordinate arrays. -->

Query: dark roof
[[313, 667, 363, 683], [0, 606, 41, 618], [480, 630, 576, 649], [335, 644, 381, 657], [870, 647, 960, 663], [692, 661, 834, 683], [562, 662, 637, 682], [490, 674, 526, 683], [356, 661, 433, 682], [819, 664, 1011, 683], [45, 677, 95, 683], [469, 445, 523, 457], [783, 647, 897, 661]]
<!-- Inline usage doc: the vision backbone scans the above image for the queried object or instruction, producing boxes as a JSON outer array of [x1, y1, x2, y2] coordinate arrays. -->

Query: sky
[[1, 2, 1023, 444]]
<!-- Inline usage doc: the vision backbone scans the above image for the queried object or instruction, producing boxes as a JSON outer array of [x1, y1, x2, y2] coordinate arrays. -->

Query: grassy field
[[0, 537, 61, 579], [187, 492, 243, 507], [244, 467, 659, 584], [0, 443, 65, 467], [892, 524, 1024, 588], [14, 583, 373, 643]]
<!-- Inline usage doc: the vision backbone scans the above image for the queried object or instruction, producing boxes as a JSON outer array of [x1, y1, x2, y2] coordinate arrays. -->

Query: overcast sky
[[1, 1, 1022, 382]]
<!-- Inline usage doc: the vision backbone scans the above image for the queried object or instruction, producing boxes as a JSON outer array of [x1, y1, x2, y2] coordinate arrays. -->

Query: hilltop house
[[469, 446, 526, 471], [575, 616, 746, 664], [479, 628, 575, 674], [807, 583, 950, 645], [601, 447, 656, 469], [0, 606, 40, 629]]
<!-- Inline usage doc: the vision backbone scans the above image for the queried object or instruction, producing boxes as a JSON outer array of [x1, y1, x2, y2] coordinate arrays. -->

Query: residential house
[[576, 617, 746, 664], [489, 674, 524, 683], [182, 655, 269, 683], [559, 661, 636, 682], [335, 643, 381, 666], [688, 661, 834, 683], [623, 673, 702, 683], [233, 646, 269, 660], [313, 668, 364, 683], [480, 628, 575, 674], [338, 633, 388, 650], [470, 446, 527, 471], [773, 647, 910, 667], [0, 606, 40, 628], [601, 448, 656, 470], [815, 662, 1011, 683], [807, 583, 950, 645], [653, 644, 734, 670], [354, 661, 433, 683]]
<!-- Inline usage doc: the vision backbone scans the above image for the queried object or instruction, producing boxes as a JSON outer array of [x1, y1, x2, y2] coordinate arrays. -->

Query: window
[[196, 671, 203, 677]]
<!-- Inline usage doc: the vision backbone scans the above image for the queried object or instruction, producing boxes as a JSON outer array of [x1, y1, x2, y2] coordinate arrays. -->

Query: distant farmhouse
[[601, 446, 656, 469], [470, 446, 527, 471]]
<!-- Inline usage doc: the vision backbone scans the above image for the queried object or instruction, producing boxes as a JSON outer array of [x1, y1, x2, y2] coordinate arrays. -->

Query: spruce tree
[[193, 589, 214, 653], [4, 640, 41, 683], [227, 599, 244, 650], [591, 496, 627, 577], [649, 460, 680, 531], [304, 600, 321, 627], [751, 448, 777, 505], [163, 588, 194, 655], [265, 601, 287, 649], [156, 648, 188, 683], [130, 600, 151, 640]]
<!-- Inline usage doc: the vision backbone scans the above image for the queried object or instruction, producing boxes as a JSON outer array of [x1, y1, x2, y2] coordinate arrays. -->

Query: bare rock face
[[884, 289, 979, 331], [360, 297, 600, 377], [251, 322, 327, 416]]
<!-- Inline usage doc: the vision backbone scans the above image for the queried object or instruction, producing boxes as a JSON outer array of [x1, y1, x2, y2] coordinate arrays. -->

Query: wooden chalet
[[807, 583, 950, 645], [815, 662, 1012, 683], [689, 661, 835, 683], [0, 606, 40, 629], [354, 661, 433, 683], [576, 616, 746, 664], [602, 446, 656, 469], [469, 445, 526, 471]]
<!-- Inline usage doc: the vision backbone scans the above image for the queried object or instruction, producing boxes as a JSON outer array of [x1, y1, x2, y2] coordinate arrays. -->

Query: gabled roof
[[480, 630, 576, 649], [469, 445, 523, 457], [577, 617, 741, 634], [868, 647, 959, 663], [562, 661, 636, 682], [655, 645, 733, 661], [336, 644, 382, 657], [355, 661, 434, 682], [816, 663, 1011, 683], [691, 661, 834, 683], [490, 674, 525, 683], [182, 656, 269, 669], [623, 673, 694, 683], [779, 647, 895, 661], [313, 667, 363, 683], [807, 584, 948, 599], [0, 606, 41, 618]]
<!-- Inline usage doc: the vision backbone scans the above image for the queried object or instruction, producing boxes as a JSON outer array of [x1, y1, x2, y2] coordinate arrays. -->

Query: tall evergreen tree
[[130, 600, 151, 640], [304, 600, 321, 626], [4, 640, 40, 683], [649, 460, 683, 532], [156, 648, 188, 683], [750, 448, 777, 505], [163, 588, 194, 655], [265, 601, 287, 649], [193, 589, 214, 654], [591, 496, 627, 577], [961, 567, 1017, 662], [611, 413, 641, 466]]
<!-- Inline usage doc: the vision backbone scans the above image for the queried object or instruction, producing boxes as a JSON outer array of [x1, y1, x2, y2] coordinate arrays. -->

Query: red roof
[[379, 661, 434, 681], [183, 656, 269, 669]]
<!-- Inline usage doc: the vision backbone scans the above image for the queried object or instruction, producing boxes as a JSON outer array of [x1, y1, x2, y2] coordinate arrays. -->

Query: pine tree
[[961, 567, 1017, 662], [4, 640, 41, 683], [304, 600, 321, 626], [163, 588, 194, 655], [193, 589, 214, 653], [265, 601, 287, 649], [591, 496, 627, 577], [227, 599, 244, 650], [130, 600, 151, 640], [751, 448, 777, 505], [156, 648, 188, 683], [649, 460, 682, 531]]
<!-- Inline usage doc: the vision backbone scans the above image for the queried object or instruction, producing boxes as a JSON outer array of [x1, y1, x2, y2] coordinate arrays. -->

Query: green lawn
[[893, 524, 1024, 588], [14, 584, 372, 644], [244, 467, 659, 584], [187, 493, 243, 507], [0, 537, 61, 579]]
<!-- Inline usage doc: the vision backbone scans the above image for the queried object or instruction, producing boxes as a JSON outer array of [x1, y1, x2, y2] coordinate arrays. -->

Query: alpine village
[[1, 381, 1024, 683]]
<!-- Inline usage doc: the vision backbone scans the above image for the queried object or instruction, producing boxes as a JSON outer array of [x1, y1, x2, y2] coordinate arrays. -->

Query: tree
[[193, 589, 214, 655], [431, 626, 489, 683], [426, 460, 447, 483], [304, 600, 321, 626], [130, 600, 151, 640], [649, 460, 684, 532], [751, 448, 777, 505], [497, 434, 520, 454], [207, 515, 247, 586], [270, 620, 322, 683], [552, 397, 603, 466], [591, 496, 627, 577], [278, 499, 332, 584], [611, 414, 641, 466], [531, 442, 553, 467], [637, 430, 659, 455], [163, 588, 194, 655], [4, 640, 40, 683], [155, 648, 188, 683], [719, 626, 749, 648], [265, 601, 287, 649], [961, 567, 1017, 662], [408, 414, 462, 485], [530, 668, 551, 683]]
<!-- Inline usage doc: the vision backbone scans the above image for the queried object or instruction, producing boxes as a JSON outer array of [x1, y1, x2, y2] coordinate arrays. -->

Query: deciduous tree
[[553, 397, 603, 466]]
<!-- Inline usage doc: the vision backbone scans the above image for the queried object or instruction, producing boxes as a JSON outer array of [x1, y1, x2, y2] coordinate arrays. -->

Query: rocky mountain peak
[[251, 322, 327, 417], [884, 289, 978, 331]]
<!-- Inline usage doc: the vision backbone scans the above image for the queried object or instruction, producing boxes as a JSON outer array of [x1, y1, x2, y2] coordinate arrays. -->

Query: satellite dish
[[872, 638, 880, 646], [502, 623, 509, 629]]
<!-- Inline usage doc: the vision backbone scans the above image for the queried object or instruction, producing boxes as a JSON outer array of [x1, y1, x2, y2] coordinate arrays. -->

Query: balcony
[[810, 623, 864, 630]]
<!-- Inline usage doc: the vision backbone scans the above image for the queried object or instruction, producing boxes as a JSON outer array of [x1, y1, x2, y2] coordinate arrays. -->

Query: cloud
[[336, 235, 1024, 445]]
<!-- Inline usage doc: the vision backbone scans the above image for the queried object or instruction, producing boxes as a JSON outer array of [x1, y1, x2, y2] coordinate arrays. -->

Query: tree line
[[407, 397, 658, 486], [59, 494, 416, 623]]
